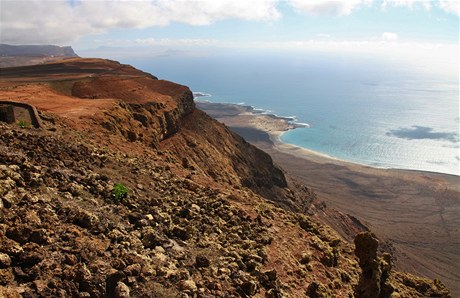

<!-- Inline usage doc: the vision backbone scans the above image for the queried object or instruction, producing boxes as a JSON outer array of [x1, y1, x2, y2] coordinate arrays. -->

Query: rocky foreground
[[0, 58, 451, 297]]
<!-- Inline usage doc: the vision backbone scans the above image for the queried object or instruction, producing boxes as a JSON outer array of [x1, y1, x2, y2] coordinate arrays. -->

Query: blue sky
[[1, 0, 458, 72], [68, 1, 459, 48], [1, 0, 458, 46]]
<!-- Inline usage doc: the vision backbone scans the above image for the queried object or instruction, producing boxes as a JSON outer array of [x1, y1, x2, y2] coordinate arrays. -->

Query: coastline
[[269, 127, 460, 186], [197, 100, 460, 294], [196, 98, 460, 178], [196, 100, 460, 185]]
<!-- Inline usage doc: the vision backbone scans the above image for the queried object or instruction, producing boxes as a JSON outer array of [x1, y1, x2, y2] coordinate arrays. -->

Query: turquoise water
[[123, 52, 459, 175]]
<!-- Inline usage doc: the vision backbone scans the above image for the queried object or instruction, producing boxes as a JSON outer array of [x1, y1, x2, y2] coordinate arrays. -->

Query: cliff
[[0, 58, 451, 297], [0, 44, 78, 58], [0, 44, 79, 68]]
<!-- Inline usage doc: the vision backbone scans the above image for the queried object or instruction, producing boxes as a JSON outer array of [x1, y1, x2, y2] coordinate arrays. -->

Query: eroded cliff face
[[72, 76, 195, 146], [59, 59, 292, 205], [0, 58, 452, 297], [161, 109, 293, 204]]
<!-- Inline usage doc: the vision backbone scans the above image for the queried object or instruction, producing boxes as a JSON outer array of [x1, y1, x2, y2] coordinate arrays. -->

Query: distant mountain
[[0, 44, 79, 67], [0, 44, 78, 57]]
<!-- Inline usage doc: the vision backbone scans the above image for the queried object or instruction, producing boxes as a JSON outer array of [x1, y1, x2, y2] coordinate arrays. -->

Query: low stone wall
[[0, 101, 41, 128]]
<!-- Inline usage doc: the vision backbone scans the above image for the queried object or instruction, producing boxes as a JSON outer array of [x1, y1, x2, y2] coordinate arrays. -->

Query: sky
[[0, 0, 459, 73]]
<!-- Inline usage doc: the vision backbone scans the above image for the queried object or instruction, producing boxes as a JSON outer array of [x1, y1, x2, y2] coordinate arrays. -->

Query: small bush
[[111, 183, 129, 202], [17, 120, 29, 128]]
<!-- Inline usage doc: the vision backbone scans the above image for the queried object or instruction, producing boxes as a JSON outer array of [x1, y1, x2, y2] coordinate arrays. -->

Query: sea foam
[[192, 92, 212, 99]]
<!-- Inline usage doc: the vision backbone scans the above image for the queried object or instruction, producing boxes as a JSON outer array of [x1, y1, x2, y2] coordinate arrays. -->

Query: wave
[[259, 113, 310, 128], [294, 122, 311, 128], [246, 106, 310, 128], [198, 99, 310, 129], [192, 91, 212, 99]]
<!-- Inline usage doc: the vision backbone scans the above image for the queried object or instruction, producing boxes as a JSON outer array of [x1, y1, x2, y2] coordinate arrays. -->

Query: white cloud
[[289, 0, 371, 16], [381, 32, 399, 41], [289, 0, 458, 16], [438, 0, 460, 16], [134, 38, 157, 45], [382, 0, 460, 15], [382, 0, 418, 9], [134, 37, 220, 47], [0, 0, 280, 45], [381, 0, 434, 10]]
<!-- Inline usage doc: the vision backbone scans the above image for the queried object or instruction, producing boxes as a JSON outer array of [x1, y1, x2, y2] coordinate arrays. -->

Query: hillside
[[197, 102, 460, 295], [0, 58, 451, 297]]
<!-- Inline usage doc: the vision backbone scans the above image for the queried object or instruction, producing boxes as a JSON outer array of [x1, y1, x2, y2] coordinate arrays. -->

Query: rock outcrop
[[354, 232, 393, 298], [354, 232, 450, 298]]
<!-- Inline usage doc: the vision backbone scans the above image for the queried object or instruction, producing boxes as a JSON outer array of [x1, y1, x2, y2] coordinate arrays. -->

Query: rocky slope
[[0, 58, 451, 297]]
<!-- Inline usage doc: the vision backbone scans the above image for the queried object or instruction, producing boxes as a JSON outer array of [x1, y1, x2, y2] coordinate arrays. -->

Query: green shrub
[[111, 183, 129, 202], [17, 120, 29, 128]]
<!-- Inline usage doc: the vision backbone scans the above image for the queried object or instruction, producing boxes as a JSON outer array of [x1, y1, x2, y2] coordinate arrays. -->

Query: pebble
[[114, 281, 130, 298], [0, 253, 12, 268], [180, 280, 197, 293]]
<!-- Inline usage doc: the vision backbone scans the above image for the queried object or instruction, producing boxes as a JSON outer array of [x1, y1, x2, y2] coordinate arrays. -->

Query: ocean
[[122, 51, 459, 176]]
